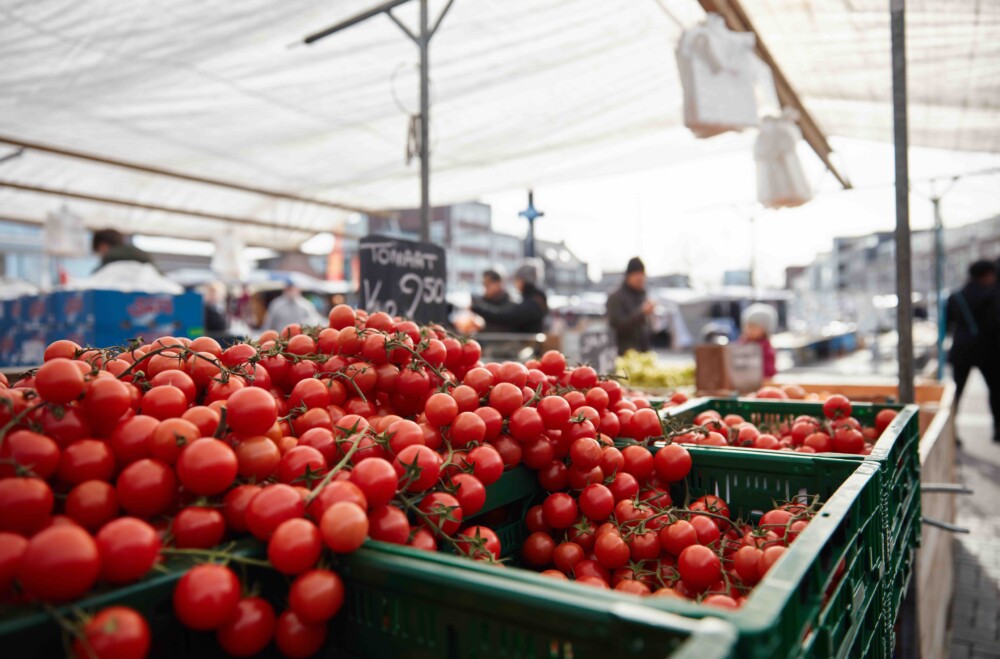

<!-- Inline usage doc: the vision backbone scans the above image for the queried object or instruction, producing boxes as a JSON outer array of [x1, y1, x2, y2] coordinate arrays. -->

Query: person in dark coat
[[607, 257, 654, 355], [91, 228, 155, 268], [474, 269, 514, 333], [946, 260, 999, 441], [473, 265, 548, 334]]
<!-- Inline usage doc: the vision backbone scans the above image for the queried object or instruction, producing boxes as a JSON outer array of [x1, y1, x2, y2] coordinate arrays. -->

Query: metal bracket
[[921, 483, 974, 494], [921, 517, 970, 534]]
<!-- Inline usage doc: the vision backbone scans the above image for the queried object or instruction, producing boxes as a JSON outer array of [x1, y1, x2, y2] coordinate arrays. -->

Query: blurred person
[[201, 281, 228, 333], [91, 229, 154, 269], [739, 303, 778, 379], [472, 264, 548, 334], [607, 257, 653, 355], [475, 268, 513, 333], [946, 260, 999, 441], [261, 281, 322, 332]]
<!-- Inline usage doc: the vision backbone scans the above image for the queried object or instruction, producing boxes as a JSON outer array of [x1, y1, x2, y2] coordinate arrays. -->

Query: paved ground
[[950, 370, 1000, 659]]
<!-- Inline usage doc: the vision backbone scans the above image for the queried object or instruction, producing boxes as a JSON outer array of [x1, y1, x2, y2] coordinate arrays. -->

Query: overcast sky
[[482, 136, 1000, 289]]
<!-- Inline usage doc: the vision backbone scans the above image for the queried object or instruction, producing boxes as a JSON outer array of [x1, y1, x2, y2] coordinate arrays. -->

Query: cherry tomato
[[222, 484, 261, 534], [450, 473, 486, 516], [368, 505, 410, 544], [0, 477, 54, 535], [173, 564, 241, 630], [594, 532, 631, 569], [0, 430, 60, 479], [678, 545, 721, 591], [215, 597, 276, 657], [73, 606, 150, 659], [578, 483, 615, 522], [542, 493, 578, 530], [268, 518, 322, 575], [35, 358, 85, 404], [456, 525, 501, 560], [320, 501, 369, 553], [96, 517, 161, 584], [417, 492, 463, 536], [172, 507, 226, 550], [245, 484, 306, 541], [226, 387, 278, 437], [65, 480, 119, 531], [176, 438, 238, 496], [653, 443, 692, 482], [288, 568, 345, 623], [350, 457, 398, 507], [17, 525, 100, 602], [274, 610, 327, 658], [58, 439, 115, 485]]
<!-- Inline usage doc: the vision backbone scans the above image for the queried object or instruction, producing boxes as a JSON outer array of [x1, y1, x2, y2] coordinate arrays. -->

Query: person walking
[[91, 229, 155, 269], [607, 257, 654, 355], [946, 260, 1000, 441], [261, 281, 322, 333], [472, 265, 548, 334]]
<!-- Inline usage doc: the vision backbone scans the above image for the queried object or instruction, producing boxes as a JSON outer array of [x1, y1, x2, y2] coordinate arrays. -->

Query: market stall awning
[[0, 0, 996, 248]]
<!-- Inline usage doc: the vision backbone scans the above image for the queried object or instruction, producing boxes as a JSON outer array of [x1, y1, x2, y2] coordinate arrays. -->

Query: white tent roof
[[0, 0, 997, 249]]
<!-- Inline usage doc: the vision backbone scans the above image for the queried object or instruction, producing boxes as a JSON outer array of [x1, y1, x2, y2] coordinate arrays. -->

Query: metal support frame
[[0, 136, 382, 217], [892, 0, 914, 406], [0, 179, 361, 239], [933, 194, 946, 380], [891, 2, 919, 656], [303, 0, 456, 242]]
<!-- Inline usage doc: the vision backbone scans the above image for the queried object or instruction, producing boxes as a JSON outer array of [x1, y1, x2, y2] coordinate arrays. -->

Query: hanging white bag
[[754, 110, 812, 208], [676, 14, 761, 138]]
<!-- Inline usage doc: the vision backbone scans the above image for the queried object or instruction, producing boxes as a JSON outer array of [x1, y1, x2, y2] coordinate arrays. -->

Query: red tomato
[[173, 564, 241, 630], [875, 408, 898, 434], [0, 477, 54, 535], [578, 483, 615, 522], [177, 438, 238, 496], [678, 544, 721, 591], [542, 493, 579, 529], [733, 545, 763, 585], [226, 387, 278, 437], [456, 525, 500, 560], [172, 506, 226, 549], [553, 541, 585, 574], [216, 597, 276, 657], [450, 473, 486, 516], [35, 358, 85, 404], [509, 407, 544, 442], [276, 445, 327, 486], [58, 439, 115, 485], [417, 492, 463, 536], [320, 502, 369, 553], [275, 610, 327, 658], [368, 505, 410, 544], [288, 568, 345, 623], [17, 525, 100, 602], [114, 459, 177, 519], [822, 394, 852, 420], [65, 480, 119, 531], [0, 430, 60, 479], [139, 385, 188, 420], [424, 393, 459, 428], [73, 606, 151, 659], [594, 532, 631, 569], [96, 517, 161, 584], [245, 484, 306, 541], [629, 409, 662, 441], [450, 412, 487, 447], [268, 518, 322, 575], [758, 545, 787, 576], [522, 531, 556, 567], [222, 484, 261, 534], [538, 396, 571, 430]]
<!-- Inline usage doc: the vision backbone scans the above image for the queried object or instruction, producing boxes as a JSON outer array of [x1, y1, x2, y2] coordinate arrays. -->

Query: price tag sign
[[579, 324, 617, 374], [359, 235, 448, 324], [728, 342, 764, 393]]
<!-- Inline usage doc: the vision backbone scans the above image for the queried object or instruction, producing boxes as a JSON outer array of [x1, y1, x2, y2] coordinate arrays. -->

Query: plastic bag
[[754, 110, 812, 208], [676, 14, 763, 138]]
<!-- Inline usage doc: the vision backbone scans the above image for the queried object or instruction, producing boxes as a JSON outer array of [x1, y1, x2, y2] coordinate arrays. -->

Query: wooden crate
[[777, 379, 956, 658]]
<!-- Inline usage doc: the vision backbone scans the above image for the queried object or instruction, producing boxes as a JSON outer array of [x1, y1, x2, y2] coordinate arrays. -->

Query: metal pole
[[419, 0, 431, 242], [892, 0, 915, 406], [933, 196, 946, 380], [526, 191, 535, 258]]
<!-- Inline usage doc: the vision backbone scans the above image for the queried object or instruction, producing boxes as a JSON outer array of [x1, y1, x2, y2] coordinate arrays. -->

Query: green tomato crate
[[654, 397, 921, 631], [427, 446, 889, 659], [0, 538, 734, 659]]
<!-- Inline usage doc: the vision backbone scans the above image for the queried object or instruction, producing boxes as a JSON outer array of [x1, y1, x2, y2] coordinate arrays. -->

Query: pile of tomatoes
[[0, 303, 835, 657], [665, 394, 898, 455]]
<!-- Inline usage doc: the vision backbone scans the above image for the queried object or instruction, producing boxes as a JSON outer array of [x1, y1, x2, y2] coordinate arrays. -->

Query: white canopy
[[0, 0, 996, 249]]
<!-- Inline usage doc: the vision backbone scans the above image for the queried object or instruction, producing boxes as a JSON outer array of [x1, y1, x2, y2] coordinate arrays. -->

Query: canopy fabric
[[0, 0, 996, 249]]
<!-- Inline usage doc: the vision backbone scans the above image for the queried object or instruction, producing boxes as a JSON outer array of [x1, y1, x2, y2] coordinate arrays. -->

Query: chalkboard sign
[[358, 235, 447, 324], [580, 324, 617, 374]]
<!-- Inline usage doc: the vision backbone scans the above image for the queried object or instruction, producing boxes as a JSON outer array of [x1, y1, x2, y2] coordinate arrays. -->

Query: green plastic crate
[[427, 447, 888, 659], [656, 397, 921, 627], [0, 541, 262, 658], [332, 543, 736, 659]]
